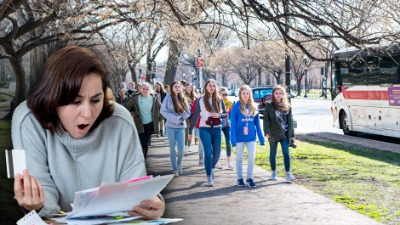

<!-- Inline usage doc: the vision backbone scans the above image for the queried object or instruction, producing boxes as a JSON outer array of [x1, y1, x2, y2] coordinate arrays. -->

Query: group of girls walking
[[126, 78, 296, 187]]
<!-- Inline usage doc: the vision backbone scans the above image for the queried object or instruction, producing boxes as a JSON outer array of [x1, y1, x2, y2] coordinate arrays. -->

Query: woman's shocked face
[[56, 73, 104, 139]]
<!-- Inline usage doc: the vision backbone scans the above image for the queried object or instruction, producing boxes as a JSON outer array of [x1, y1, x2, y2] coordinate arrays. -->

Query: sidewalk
[[146, 137, 382, 225]]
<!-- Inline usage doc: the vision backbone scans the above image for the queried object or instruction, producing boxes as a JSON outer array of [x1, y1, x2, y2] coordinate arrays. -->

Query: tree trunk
[[163, 40, 181, 85], [30, 46, 46, 90], [3, 56, 27, 119], [258, 67, 262, 87]]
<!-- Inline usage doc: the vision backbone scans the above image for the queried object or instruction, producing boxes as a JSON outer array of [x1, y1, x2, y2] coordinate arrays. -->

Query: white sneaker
[[286, 173, 295, 182], [227, 162, 235, 170], [207, 176, 214, 187], [174, 171, 179, 177], [271, 171, 278, 181], [215, 162, 223, 169]]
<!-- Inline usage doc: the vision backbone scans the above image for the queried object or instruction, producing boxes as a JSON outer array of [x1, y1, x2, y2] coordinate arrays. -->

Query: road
[[290, 98, 342, 134]]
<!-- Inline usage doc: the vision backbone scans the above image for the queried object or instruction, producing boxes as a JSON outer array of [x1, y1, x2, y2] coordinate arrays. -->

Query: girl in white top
[[188, 79, 227, 187]]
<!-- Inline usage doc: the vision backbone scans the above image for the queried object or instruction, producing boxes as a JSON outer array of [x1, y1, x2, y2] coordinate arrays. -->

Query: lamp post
[[246, 65, 250, 84], [151, 61, 156, 85], [196, 49, 203, 88], [303, 55, 308, 98]]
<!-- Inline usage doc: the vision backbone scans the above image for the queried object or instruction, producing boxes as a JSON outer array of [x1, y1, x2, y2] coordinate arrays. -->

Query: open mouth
[[77, 124, 89, 130]]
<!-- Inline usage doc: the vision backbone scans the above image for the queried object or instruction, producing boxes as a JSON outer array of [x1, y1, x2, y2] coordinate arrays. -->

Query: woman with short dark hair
[[12, 46, 164, 219]]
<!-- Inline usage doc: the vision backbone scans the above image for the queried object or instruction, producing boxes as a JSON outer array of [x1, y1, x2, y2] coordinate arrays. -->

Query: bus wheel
[[340, 111, 353, 135]]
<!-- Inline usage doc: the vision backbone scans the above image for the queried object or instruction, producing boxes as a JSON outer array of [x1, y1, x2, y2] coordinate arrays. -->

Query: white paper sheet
[[67, 174, 174, 219]]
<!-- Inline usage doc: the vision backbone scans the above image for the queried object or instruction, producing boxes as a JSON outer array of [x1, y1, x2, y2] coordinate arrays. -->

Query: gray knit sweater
[[11, 101, 146, 217]]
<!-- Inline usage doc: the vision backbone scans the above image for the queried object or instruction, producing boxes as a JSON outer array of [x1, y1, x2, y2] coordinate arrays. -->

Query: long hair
[[184, 83, 198, 105], [238, 85, 258, 116], [155, 81, 166, 94], [272, 85, 291, 112], [170, 81, 188, 113], [202, 79, 222, 113], [27, 46, 114, 134]]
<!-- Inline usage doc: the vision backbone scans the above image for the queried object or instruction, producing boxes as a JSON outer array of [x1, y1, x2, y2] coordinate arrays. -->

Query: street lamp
[[303, 55, 309, 98], [246, 65, 250, 84]]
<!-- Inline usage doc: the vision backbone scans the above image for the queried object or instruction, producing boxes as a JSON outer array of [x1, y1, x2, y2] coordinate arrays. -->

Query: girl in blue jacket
[[231, 85, 265, 188]]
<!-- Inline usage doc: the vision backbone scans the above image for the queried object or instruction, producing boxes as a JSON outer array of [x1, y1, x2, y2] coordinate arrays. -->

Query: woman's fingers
[[128, 197, 164, 220], [14, 169, 45, 211], [14, 173, 24, 205]]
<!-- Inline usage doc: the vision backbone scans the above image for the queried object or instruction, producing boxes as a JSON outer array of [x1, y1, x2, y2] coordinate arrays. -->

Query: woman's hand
[[264, 134, 270, 138], [128, 196, 165, 220], [188, 134, 192, 141], [211, 113, 219, 118], [14, 169, 45, 212]]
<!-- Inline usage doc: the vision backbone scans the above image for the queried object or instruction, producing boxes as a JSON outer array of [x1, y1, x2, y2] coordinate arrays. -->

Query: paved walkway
[[146, 136, 382, 225]]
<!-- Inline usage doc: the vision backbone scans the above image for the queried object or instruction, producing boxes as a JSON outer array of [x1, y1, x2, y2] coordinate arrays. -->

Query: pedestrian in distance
[[188, 79, 227, 187], [190, 97, 204, 165], [263, 85, 296, 182], [183, 83, 199, 153], [215, 87, 234, 170], [160, 81, 191, 177], [154, 82, 167, 137], [11, 46, 164, 219], [125, 82, 161, 159], [230, 85, 265, 188]]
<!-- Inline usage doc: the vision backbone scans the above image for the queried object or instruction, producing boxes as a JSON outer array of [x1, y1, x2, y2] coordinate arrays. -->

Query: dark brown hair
[[27, 46, 114, 134], [170, 81, 188, 114], [203, 79, 222, 113]]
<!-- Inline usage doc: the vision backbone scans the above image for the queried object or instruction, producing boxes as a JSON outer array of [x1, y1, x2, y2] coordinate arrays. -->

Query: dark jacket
[[263, 102, 294, 143], [125, 93, 160, 134]]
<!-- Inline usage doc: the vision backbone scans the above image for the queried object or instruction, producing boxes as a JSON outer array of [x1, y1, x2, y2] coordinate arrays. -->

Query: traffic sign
[[196, 59, 203, 68]]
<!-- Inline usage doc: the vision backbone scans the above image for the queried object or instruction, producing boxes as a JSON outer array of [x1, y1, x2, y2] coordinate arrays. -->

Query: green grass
[[255, 137, 400, 224]]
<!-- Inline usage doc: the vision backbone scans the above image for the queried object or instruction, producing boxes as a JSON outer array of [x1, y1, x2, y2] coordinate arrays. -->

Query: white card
[[5, 149, 26, 178], [17, 210, 48, 225]]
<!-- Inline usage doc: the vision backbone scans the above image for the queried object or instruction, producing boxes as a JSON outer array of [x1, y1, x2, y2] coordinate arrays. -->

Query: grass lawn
[[255, 135, 400, 225]]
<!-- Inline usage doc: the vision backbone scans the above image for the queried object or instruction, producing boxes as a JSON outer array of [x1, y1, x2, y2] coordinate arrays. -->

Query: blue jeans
[[236, 141, 256, 179], [222, 127, 232, 157], [269, 131, 290, 172], [166, 127, 185, 172], [199, 127, 222, 176]]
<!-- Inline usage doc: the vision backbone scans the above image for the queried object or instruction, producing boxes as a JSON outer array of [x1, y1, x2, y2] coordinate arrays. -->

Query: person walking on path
[[263, 85, 296, 182], [215, 87, 234, 170], [190, 97, 204, 165], [154, 82, 167, 137], [188, 79, 227, 187], [160, 81, 191, 177], [183, 83, 199, 153], [230, 85, 265, 188], [125, 82, 161, 159]]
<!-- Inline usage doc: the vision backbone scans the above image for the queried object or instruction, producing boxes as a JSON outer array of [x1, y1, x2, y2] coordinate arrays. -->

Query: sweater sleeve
[[254, 113, 265, 145], [160, 95, 181, 125], [263, 103, 271, 135], [230, 104, 238, 146], [11, 103, 61, 217]]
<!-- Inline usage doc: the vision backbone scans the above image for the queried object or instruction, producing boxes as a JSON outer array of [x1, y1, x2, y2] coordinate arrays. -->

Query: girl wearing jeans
[[188, 79, 227, 187], [230, 85, 265, 188], [160, 81, 191, 177], [263, 85, 296, 182]]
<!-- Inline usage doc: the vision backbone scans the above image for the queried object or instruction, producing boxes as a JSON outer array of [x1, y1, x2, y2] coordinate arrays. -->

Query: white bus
[[331, 44, 400, 137]]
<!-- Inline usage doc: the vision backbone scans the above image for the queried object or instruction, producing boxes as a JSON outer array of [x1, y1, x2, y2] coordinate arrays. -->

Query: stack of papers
[[66, 174, 174, 219]]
